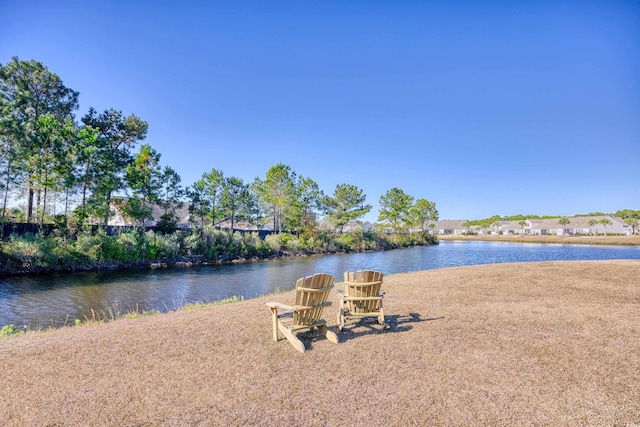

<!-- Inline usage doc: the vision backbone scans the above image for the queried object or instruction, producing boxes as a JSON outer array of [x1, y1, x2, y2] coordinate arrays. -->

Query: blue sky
[[1, 0, 638, 222]]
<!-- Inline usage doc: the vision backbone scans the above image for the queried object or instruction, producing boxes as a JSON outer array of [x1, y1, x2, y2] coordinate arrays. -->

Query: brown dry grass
[[1, 260, 639, 426], [437, 233, 640, 246]]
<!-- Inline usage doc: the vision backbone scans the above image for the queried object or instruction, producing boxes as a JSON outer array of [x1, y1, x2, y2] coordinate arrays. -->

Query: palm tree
[[624, 217, 638, 235], [599, 218, 612, 236], [461, 220, 471, 235], [518, 220, 527, 235], [557, 217, 571, 235], [588, 219, 598, 236], [491, 220, 502, 235]]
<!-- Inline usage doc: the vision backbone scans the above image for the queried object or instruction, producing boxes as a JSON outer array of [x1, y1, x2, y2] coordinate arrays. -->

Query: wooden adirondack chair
[[266, 273, 339, 353], [337, 270, 389, 331]]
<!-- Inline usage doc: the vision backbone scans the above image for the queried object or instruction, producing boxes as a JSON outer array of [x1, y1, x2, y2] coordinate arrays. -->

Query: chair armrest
[[266, 302, 295, 311]]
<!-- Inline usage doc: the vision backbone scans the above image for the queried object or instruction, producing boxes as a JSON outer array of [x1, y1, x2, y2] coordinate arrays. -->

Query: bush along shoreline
[[0, 226, 438, 276]]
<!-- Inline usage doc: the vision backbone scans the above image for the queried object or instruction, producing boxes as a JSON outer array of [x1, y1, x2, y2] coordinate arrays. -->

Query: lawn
[[1, 260, 638, 426]]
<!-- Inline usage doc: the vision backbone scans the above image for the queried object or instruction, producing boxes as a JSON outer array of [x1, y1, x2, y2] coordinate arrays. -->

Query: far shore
[[1, 260, 638, 426], [436, 233, 640, 246]]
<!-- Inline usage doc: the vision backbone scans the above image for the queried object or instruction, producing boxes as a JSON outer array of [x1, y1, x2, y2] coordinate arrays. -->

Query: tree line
[[0, 57, 438, 239]]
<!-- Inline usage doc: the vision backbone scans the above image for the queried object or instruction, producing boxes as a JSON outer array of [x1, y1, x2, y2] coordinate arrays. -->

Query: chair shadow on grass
[[334, 312, 444, 343]]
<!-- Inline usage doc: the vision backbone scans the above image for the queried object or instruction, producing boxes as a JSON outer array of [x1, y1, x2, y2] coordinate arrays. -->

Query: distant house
[[429, 220, 477, 235], [430, 216, 630, 236], [529, 216, 628, 236], [108, 198, 192, 228], [317, 218, 376, 233]]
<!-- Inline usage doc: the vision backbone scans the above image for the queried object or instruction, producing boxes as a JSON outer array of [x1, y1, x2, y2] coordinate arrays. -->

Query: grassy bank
[[1, 260, 639, 426], [0, 228, 437, 275], [437, 233, 640, 246]]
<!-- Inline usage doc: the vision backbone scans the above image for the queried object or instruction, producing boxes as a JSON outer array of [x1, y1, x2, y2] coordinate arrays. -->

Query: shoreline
[[436, 233, 640, 246]]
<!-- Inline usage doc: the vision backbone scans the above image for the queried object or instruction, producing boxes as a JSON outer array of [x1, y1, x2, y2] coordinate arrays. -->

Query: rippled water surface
[[1, 241, 639, 327]]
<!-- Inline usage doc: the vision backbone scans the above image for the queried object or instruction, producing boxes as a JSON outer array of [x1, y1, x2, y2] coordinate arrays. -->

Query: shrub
[[336, 233, 355, 251], [75, 229, 107, 263], [4, 233, 42, 270], [0, 324, 21, 338], [115, 232, 138, 261], [264, 234, 282, 252]]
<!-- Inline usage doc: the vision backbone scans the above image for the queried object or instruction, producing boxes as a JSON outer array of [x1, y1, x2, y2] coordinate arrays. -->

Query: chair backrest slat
[[343, 270, 384, 313], [293, 273, 334, 326]]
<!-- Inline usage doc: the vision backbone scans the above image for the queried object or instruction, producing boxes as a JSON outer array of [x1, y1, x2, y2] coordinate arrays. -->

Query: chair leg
[[269, 308, 279, 341], [337, 310, 344, 331], [318, 324, 339, 344], [278, 324, 305, 353], [379, 309, 390, 330]]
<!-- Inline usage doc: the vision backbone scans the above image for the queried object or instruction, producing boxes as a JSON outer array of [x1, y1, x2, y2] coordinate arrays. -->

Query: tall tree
[[409, 198, 438, 232], [378, 187, 414, 233], [0, 134, 22, 223], [74, 124, 100, 219], [200, 168, 224, 226], [290, 176, 323, 234], [246, 182, 264, 231], [321, 183, 372, 233], [254, 163, 296, 233], [0, 57, 79, 223], [156, 166, 184, 233], [32, 113, 76, 224], [220, 176, 248, 231], [188, 179, 209, 231], [81, 107, 148, 225], [124, 144, 162, 226]]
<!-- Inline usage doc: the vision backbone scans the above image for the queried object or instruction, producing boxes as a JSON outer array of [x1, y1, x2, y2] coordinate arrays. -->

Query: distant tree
[[461, 220, 471, 235], [518, 220, 527, 234], [624, 217, 639, 235], [557, 217, 571, 235], [429, 223, 436, 234], [616, 209, 640, 234], [491, 218, 502, 235], [410, 198, 438, 232], [378, 188, 414, 233], [321, 183, 372, 233], [599, 218, 612, 236], [588, 219, 598, 236]]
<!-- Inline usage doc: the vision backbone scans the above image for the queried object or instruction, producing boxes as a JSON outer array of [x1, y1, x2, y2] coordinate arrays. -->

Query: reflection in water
[[1, 241, 639, 328]]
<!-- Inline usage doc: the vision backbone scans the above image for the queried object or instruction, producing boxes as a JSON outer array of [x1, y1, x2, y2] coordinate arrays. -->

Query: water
[[1, 241, 639, 328]]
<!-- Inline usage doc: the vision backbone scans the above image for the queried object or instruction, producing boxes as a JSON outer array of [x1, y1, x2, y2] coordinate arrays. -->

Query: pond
[[1, 241, 639, 328]]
